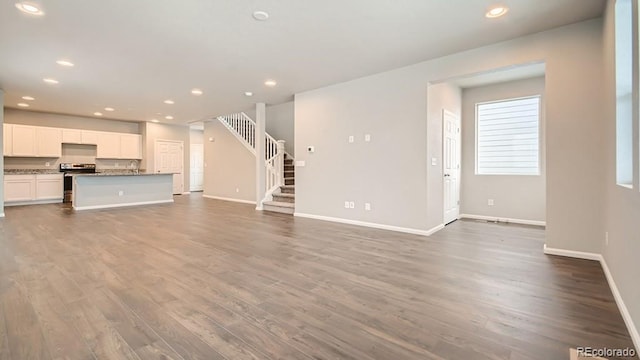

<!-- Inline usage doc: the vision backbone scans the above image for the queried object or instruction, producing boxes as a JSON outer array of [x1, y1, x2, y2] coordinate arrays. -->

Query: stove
[[59, 163, 96, 203]]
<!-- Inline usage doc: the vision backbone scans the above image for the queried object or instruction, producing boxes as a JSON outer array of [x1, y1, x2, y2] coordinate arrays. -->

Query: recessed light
[[104, 107, 115, 111], [486, 6, 508, 18], [264, 80, 277, 87], [165, 115, 174, 120], [163, 99, 174, 105], [22, 96, 35, 100], [244, 91, 253, 97], [93, 112, 103, 116], [56, 60, 74, 67], [191, 88, 203, 96], [17, 103, 29, 107], [252, 11, 269, 21], [15, 2, 44, 15], [43, 78, 59, 84], [151, 119, 159, 123]]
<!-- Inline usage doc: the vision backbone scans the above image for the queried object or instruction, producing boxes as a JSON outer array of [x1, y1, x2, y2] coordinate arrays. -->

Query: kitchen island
[[73, 172, 173, 210]]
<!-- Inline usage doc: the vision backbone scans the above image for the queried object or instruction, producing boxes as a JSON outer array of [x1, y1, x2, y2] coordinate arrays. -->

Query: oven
[[59, 163, 96, 203]]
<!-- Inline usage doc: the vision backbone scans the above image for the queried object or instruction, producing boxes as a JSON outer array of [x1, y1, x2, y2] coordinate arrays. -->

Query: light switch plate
[[365, 203, 371, 211], [431, 158, 437, 166], [364, 134, 371, 142], [295, 160, 306, 167], [348, 135, 354, 143]]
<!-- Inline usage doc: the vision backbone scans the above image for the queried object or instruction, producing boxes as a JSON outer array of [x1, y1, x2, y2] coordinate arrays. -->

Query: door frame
[[154, 139, 185, 195], [442, 109, 461, 225]]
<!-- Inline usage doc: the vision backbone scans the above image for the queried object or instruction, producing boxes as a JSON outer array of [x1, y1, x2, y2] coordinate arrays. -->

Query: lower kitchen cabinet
[[4, 174, 63, 205]]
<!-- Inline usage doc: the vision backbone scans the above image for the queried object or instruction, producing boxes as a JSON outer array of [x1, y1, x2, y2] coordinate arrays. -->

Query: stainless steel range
[[59, 163, 96, 203]]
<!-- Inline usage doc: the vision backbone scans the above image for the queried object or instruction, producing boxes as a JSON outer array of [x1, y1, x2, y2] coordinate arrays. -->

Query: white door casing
[[190, 143, 204, 192], [154, 140, 184, 195], [443, 109, 461, 225]]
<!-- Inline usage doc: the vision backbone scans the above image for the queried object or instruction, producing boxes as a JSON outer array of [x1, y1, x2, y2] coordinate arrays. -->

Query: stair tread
[[281, 185, 295, 189], [264, 201, 295, 208], [273, 193, 295, 198]]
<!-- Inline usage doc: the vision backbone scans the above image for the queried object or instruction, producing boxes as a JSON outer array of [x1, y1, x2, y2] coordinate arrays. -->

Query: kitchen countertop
[[75, 172, 171, 177], [4, 169, 61, 175]]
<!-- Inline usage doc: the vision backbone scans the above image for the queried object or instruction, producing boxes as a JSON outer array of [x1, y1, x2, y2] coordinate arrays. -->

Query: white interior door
[[443, 109, 461, 225], [155, 140, 184, 195], [190, 143, 204, 192]]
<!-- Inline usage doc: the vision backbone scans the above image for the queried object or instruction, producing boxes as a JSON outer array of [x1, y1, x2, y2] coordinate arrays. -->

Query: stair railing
[[264, 140, 286, 202]]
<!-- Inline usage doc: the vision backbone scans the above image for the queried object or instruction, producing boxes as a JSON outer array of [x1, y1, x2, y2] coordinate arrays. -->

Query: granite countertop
[[76, 171, 171, 177], [4, 169, 61, 175]]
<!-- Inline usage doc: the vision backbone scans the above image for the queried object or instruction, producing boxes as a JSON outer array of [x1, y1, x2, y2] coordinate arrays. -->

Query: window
[[476, 96, 541, 175], [615, 0, 633, 187]]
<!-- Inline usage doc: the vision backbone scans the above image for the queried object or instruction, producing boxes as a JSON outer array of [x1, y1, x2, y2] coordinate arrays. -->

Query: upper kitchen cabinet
[[10, 124, 37, 156], [96, 131, 121, 158], [3, 124, 12, 156], [120, 134, 142, 159], [62, 129, 82, 143], [81, 130, 98, 145], [37, 127, 62, 157]]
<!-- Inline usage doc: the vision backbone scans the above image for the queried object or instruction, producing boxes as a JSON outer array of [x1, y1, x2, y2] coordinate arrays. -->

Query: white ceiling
[[0, 0, 605, 126]]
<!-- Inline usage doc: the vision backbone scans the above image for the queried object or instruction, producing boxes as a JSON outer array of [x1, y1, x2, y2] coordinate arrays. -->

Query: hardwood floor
[[0, 193, 635, 360]]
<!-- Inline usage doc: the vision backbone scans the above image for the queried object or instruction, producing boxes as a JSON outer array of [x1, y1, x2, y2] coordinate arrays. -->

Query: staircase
[[263, 156, 295, 214], [217, 112, 295, 214]]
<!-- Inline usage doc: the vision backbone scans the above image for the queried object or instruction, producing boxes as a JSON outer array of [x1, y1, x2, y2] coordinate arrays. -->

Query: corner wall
[[460, 77, 546, 223], [202, 120, 256, 203], [602, 0, 640, 348], [295, 19, 605, 247]]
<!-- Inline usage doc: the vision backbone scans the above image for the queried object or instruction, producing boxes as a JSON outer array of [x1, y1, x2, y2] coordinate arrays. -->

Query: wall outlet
[[365, 203, 371, 211], [364, 134, 371, 142], [344, 201, 350, 209], [118, 190, 124, 196], [45, 162, 50, 167], [236, 188, 240, 193], [431, 158, 437, 166], [488, 199, 494, 206], [348, 135, 354, 143], [349, 201, 355, 209], [605, 231, 609, 246]]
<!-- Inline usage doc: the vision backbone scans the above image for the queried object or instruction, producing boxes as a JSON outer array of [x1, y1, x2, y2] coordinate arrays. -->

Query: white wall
[[203, 120, 256, 203], [460, 77, 546, 223], [602, 0, 640, 347], [266, 101, 295, 155], [295, 19, 605, 250], [142, 122, 190, 191], [190, 129, 204, 144]]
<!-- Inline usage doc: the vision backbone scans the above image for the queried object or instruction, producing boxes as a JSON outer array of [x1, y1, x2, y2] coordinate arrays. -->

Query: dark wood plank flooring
[[0, 193, 635, 360]]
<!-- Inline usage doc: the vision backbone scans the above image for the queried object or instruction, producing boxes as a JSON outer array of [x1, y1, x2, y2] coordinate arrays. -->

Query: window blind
[[476, 96, 540, 175]]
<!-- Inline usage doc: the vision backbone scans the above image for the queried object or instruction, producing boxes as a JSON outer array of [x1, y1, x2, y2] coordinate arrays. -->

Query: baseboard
[[293, 212, 444, 236], [542, 244, 601, 261], [460, 213, 546, 227], [600, 257, 640, 355], [202, 195, 256, 205], [544, 245, 640, 355], [73, 199, 174, 211], [5, 199, 63, 207], [181, 191, 191, 195]]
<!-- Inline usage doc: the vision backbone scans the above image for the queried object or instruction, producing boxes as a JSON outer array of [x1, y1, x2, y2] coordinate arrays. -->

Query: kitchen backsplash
[[4, 144, 142, 171]]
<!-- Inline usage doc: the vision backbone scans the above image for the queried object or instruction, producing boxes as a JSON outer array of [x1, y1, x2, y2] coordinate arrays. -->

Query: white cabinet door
[[35, 174, 63, 200], [62, 129, 82, 143], [11, 125, 37, 156], [3, 124, 12, 156], [81, 130, 98, 145], [96, 132, 121, 158], [37, 127, 62, 157], [120, 134, 142, 159], [4, 175, 36, 202]]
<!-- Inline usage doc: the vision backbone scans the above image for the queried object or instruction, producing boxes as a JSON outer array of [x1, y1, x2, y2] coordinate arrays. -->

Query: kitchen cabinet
[[3, 124, 12, 156], [4, 174, 63, 205], [35, 174, 64, 200], [96, 132, 121, 158], [62, 129, 82, 143], [37, 127, 62, 157], [4, 175, 37, 202], [120, 134, 142, 159], [81, 130, 98, 145], [11, 125, 37, 156]]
